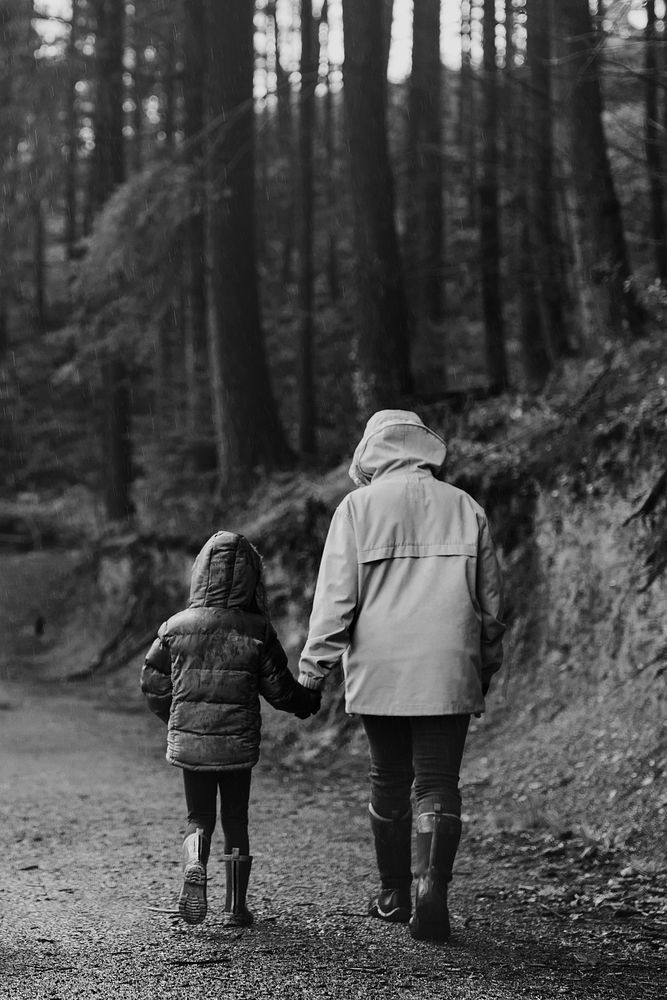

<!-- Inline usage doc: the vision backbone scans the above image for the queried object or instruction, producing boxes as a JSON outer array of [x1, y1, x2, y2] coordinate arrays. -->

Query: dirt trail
[[0, 556, 665, 1000]]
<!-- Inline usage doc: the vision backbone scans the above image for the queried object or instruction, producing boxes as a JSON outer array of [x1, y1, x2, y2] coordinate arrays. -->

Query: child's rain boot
[[222, 847, 254, 927], [179, 827, 210, 925]]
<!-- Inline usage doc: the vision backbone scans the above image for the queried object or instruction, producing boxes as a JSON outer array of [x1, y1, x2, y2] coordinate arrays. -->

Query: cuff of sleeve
[[297, 673, 324, 691]]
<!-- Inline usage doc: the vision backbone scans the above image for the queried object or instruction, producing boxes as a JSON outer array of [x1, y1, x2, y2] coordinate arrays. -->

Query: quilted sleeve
[[258, 624, 299, 711], [140, 625, 173, 723]]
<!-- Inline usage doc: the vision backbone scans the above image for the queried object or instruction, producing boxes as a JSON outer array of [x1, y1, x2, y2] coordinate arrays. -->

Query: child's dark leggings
[[182, 768, 252, 855]]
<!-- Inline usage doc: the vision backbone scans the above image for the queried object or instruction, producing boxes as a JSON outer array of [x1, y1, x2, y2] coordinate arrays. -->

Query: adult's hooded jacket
[[298, 410, 506, 716], [141, 531, 298, 770]]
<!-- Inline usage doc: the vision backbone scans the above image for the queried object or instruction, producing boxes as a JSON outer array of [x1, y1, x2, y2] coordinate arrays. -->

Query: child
[[141, 530, 320, 926]]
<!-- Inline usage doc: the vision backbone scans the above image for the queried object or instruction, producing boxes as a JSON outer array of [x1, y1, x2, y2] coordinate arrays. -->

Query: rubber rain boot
[[367, 804, 412, 923], [222, 848, 254, 927], [179, 827, 210, 925], [409, 802, 461, 942]]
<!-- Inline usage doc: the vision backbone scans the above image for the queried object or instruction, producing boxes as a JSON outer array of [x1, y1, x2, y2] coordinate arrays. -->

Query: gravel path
[[0, 552, 665, 999], [1, 678, 665, 1000]]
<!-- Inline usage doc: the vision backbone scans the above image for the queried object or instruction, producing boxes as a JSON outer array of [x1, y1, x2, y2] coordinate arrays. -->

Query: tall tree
[[0, 0, 34, 345], [128, 2, 145, 173], [297, 0, 318, 455], [268, 0, 298, 286], [65, 0, 79, 259], [341, 0, 413, 411], [552, 0, 644, 346], [645, 0, 667, 284], [503, 0, 516, 176], [321, 0, 340, 302], [408, 0, 444, 323], [204, 0, 291, 487], [90, 0, 133, 519], [479, 0, 508, 390], [182, 0, 211, 461], [162, 19, 176, 154], [520, 0, 567, 377], [459, 0, 476, 223]]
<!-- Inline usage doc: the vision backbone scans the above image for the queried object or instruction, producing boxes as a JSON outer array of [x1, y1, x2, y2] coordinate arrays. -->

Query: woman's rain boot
[[409, 801, 461, 942], [367, 804, 412, 923], [222, 848, 254, 927], [179, 827, 210, 925]]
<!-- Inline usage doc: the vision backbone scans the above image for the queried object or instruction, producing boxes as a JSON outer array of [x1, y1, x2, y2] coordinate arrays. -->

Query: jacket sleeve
[[258, 623, 299, 711], [298, 502, 358, 691], [140, 624, 173, 723], [476, 517, 506, 687]]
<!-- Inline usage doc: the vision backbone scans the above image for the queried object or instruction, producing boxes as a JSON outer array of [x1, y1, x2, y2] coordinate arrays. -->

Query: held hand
[[293, 683, 321, 719]]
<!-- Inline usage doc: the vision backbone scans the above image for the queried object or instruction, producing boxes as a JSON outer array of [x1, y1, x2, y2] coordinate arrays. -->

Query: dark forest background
[[2, 0, 666, 530], [1, 1, 666, 875]]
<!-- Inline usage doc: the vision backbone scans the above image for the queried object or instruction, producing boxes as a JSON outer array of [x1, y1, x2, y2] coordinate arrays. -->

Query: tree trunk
[[518, 216, 552, 389], [503, 0, 515, 176], [103, 359, 134, 521], [132, 34, 144, 172], [268, 1, 296, 286], [0, 209, 12, 364], [0, 206, 10, 360], [524, 0, 568, 363], [297, 0, 318, 456], [0, 294, 7, 361], [645, 0, 667, 284], [341, 0, 413, 412], [90, 0, 125, 215], [33, 197, 45, 333], [65, 0, 78, 260], [552, 0, 644, 346], [204, 0, 291, 488], [516, 48, 551, 389], [479, 0, 508, 391], [91, 0, 133, 520], [459, 0, 476, 224], [408, 0, 444, 324], [182, 0, 211, 460], [163, 21, 176, 154], [321, 0, 340, 302], [0, 3, 27, 348]]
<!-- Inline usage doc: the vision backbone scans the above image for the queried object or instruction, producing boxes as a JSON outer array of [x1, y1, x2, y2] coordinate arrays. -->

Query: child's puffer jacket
[[141, 531, 297, 771]]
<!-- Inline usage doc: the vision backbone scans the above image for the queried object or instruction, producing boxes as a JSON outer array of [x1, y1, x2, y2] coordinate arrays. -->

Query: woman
[[298, 410, 505, 941]]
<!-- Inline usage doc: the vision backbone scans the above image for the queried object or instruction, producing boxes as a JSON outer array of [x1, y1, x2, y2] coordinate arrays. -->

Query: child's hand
[[292, 683, 321, 719]]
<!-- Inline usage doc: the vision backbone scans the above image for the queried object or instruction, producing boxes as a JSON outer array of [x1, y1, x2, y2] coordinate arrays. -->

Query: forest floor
[[1, 553, 666, 1000]]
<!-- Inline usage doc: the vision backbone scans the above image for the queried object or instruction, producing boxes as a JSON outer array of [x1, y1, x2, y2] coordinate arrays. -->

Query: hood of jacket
[[188, 531, 264, 612], [348, 409, 447, 487]]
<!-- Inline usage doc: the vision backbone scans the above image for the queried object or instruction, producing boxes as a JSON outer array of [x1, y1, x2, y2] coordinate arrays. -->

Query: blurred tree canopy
[[1, 0, 666, 521]]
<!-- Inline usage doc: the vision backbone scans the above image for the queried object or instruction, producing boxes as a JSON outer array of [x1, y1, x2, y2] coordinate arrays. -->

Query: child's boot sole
[[179, 861, 207, 925]]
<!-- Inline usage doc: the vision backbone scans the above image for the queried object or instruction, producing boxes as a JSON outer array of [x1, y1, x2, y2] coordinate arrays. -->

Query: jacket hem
[[346, 702, 484, 716], [167, 757, 257, 771]]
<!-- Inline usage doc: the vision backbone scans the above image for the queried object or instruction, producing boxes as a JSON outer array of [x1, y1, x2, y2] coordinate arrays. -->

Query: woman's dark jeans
[[182, 768, 252, 854], [361, 714, 470, 819]]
